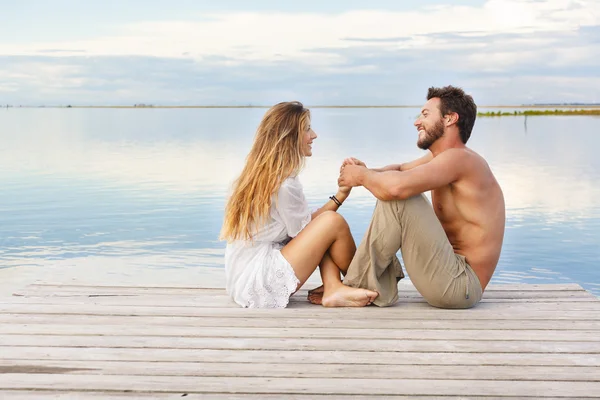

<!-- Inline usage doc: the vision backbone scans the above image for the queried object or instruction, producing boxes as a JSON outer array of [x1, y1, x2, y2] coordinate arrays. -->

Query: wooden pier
[[1, 282, 599, 398]]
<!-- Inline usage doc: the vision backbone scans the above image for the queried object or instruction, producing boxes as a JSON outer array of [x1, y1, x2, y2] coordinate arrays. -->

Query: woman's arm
[[310, 188, 350, 219], [276, 176, 349, 238], [309, 158, 358, 219]]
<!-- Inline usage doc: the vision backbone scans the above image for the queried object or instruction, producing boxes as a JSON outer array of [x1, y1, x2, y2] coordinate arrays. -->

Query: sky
[[0, 0, 599, 106]]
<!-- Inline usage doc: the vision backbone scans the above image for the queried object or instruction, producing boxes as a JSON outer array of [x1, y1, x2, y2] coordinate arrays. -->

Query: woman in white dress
[[220, 101, 379, 308]]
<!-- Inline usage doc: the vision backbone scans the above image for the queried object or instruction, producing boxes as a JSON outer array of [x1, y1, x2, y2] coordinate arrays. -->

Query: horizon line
[[4, 104, 600, 109]]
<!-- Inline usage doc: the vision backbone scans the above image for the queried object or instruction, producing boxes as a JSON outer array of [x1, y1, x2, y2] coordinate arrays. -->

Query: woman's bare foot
[[308, 285, 324, 295], [321, 285, 378, 307], [308, 291, 324, 305], [307, 285, 325, 304]]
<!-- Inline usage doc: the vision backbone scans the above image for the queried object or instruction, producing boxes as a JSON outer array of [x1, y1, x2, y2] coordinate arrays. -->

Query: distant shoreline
[[4, 104, 600, 109], [478, 109, 600, 117]]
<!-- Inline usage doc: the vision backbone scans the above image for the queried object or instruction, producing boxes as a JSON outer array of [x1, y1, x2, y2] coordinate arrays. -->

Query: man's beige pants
[[344, 194, 482, 308]]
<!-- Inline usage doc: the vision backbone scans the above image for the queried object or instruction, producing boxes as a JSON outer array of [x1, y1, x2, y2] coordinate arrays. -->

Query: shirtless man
[[312, 85, 505, 308]]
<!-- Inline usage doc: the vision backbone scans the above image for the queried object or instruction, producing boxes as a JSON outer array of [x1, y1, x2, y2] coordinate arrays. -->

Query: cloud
[[1, 1, 598, 62], [36, 49, 87, 54], [0, 0, 599, 104]]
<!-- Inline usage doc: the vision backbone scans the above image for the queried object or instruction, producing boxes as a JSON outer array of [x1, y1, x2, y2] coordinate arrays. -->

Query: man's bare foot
[[308, 285, 324, 295], [321, 285, 379, 307]]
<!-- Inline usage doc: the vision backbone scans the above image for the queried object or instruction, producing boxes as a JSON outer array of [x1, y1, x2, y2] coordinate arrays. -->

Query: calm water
[[1, 107, 599, 296]]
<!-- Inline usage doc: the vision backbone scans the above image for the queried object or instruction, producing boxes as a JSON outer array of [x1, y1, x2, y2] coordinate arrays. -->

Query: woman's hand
[[338, 158, 365, 194], [338, 158, 355, 194]]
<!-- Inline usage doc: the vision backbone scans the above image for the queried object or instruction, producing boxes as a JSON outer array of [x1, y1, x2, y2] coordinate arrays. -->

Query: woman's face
[[302, 119, 317, 157]]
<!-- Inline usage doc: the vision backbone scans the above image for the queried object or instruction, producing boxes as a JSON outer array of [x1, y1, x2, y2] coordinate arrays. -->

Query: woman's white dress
[[225, 176, 312, 308]]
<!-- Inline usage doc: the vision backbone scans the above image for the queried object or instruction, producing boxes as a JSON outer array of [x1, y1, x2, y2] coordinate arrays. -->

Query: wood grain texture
[[1, 282, 598, 398]]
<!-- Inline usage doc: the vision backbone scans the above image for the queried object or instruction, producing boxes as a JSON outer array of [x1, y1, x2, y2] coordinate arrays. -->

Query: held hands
[[338, 158, 361, 194], [338, 157, 367, 190], [341, 157, 366, 170]]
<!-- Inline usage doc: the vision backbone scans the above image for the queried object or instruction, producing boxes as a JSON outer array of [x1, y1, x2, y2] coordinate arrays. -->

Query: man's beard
[[417, 119, 445, 150]]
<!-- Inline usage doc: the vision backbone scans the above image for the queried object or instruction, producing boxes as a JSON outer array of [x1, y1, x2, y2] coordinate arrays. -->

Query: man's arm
[[339, 149, 465, 201], [372, 152, 433, 172]]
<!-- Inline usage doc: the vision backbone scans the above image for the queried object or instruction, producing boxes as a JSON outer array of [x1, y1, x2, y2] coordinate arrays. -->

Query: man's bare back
[[430, 147, 505, 290]]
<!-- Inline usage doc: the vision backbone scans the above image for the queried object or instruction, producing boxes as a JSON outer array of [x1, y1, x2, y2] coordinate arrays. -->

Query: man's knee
[[377, 194, 429, 212], [400, 194, 430, 210]]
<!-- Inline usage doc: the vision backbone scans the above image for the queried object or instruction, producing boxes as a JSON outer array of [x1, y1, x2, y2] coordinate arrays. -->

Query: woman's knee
[[315, 210, 349, 231]]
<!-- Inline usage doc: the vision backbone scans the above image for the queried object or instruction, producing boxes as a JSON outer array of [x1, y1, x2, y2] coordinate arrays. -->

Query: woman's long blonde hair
[[220, 101, 311, 242]]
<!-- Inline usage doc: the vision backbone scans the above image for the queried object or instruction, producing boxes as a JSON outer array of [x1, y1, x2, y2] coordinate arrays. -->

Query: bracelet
[[329, 195, 342, 207]]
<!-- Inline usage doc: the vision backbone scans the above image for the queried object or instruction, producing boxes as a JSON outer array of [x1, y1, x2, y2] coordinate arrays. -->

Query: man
[[335, 85, 505, 308]]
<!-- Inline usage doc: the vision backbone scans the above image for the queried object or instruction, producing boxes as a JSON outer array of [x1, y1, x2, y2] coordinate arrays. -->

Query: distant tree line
[[478, 109, 600, 117]]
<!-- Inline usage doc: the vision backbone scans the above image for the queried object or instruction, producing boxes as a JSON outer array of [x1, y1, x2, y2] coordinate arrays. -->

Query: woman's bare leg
[[280, 211, 378, 307], [308, 252, 376, 306], [281, 211, 354, 286]]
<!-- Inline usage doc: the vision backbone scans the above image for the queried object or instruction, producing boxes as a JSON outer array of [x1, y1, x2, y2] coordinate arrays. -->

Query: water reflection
[[0, 108, 598, 295]]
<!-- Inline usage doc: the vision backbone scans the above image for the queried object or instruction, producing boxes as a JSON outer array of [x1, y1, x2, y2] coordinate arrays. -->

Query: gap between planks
[[0, 361, 598, 381], [2, 347, 599, 366], [0, 375, 599, 397], [1, 314, 598, 330]]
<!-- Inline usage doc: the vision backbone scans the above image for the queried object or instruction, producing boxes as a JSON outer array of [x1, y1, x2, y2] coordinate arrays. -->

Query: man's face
[[414, 98, 445, 150]]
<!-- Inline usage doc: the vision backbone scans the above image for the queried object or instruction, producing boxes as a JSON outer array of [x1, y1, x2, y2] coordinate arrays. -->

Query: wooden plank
[[4, 296, 600, 309], [2, 314, 598, 330], [0, 394, 593, 400], [4, 334, 600, 353], [2, 303, 599, 319], [1, 360, 599, 381], [11, 282, 597, 298], [1, 324, 599, 341], [8, 295, 600, 304], [2, 282, 597, 398], [0, 375, 599, 397], [20, 282, 588, 291], [0, 393, 192, 400], [14, 286, 596, 300], [3, 347, 598, 366]]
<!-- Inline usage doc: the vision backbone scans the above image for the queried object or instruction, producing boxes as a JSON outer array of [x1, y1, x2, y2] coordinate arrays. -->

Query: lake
[[1, 107, 599, 296]]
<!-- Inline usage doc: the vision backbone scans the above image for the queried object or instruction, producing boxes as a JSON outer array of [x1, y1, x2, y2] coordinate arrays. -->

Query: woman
[[220, 101, 378, 308]]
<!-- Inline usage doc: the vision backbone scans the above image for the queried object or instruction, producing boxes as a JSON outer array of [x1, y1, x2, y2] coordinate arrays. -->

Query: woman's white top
[[225, 176, 311, 308]]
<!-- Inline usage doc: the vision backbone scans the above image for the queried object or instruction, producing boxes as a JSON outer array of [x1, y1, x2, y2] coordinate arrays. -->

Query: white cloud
[[0, 0, 599, 104], [0, 63, 89, 89], [0, 0, 598, 67]]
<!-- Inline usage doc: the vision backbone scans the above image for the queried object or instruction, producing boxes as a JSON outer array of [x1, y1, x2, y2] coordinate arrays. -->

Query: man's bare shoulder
[[434, 147, 499, 190], [438, 147, 489, 168], [433, 147, 483, 171], [466, 148, 496, 174], [459, 148, 502, 193]]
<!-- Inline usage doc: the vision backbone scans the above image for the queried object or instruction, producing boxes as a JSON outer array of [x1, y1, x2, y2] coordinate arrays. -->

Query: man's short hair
[[427, 86, 477, 144]]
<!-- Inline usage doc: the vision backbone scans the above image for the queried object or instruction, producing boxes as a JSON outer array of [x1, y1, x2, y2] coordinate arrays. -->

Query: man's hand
[[342, 157, 366, 170], [338, 164, 367, 188], [338, 157, 367, 193]]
